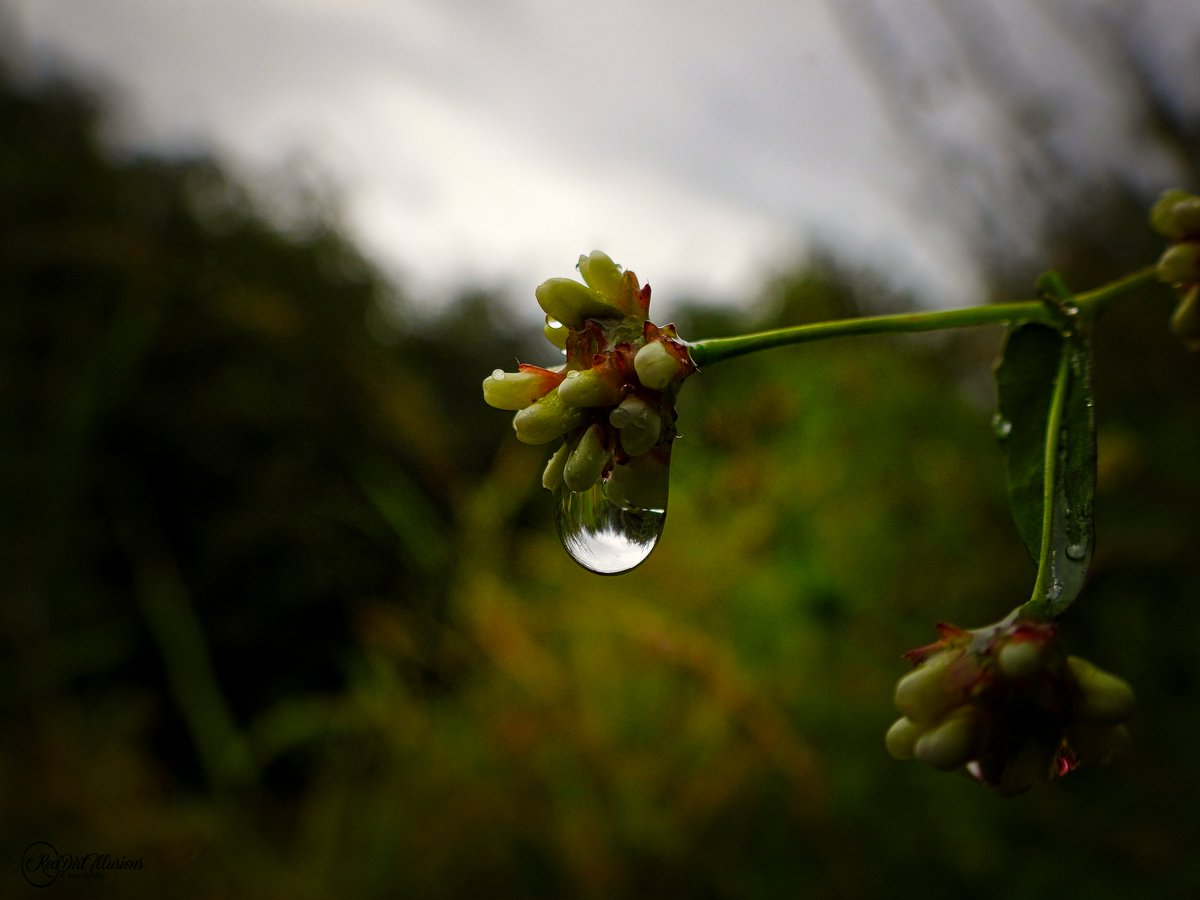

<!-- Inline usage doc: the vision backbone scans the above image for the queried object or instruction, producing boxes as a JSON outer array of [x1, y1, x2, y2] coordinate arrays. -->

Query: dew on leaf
[[1065, 542, 1088, 561], [491, 368, 505, 379], [991, 412, 1013, 440]]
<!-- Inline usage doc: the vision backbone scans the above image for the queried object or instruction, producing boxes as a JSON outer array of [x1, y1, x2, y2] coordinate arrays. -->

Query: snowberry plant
[[483, 190, 1199, 794]]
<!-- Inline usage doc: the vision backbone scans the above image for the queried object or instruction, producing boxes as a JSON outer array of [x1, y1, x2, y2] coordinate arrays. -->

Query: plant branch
[[687, 265, 1158, 367]]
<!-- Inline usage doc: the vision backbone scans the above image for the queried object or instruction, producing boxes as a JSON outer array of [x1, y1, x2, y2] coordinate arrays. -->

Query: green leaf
[[994, 323, 1096, 616]]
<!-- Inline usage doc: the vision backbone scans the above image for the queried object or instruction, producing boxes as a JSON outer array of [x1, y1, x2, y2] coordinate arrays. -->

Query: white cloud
[[14, 0, 1199, 317]]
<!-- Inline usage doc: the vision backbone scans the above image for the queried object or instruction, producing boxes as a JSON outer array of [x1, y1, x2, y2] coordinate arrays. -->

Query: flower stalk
[[686, 266, 1158, 368]]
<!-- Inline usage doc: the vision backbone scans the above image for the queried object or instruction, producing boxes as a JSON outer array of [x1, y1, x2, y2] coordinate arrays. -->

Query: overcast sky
[[9, 0, 1199, 317]]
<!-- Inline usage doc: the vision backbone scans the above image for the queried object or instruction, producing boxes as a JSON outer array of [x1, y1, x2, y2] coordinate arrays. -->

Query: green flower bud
[[913, 707, 978, 771], [885, 716, 925, 760], [483, 368, 559, 410], [997, 739, 1055, 797], [605, 452, 670, 510], [513, 389, 587, 445], [634, 339, 685, 390], [610, 395, 662, 456], [1150, 189, 1196, 239], [564, 424, 610, 492], [1068, 723, 1130, 766], [1068, 656, 1136, 723], [558, 368, 622, 408], [544, 316, 568, 350], [1156, 241, 1200, 285], [542, 441, 569, 491], [577, 250, 624, 300], [1172, 197, 1200, 237], [997, 638, 1045, 681], [1171, 285, 1200, 350], [535, 277, 624, 330], [893, 650, 964, 725]]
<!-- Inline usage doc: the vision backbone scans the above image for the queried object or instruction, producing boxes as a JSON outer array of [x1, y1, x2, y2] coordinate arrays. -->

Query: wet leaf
[[994, 323, 1095, 614]]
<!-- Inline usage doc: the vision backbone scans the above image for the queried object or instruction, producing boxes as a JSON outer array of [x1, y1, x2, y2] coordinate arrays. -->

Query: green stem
[[1021, 346, 1072, 619], [687, 265, 1157, 367]]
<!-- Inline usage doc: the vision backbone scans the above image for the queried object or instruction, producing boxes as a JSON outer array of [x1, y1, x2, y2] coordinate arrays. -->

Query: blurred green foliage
[[2, 64, 1199, 899]]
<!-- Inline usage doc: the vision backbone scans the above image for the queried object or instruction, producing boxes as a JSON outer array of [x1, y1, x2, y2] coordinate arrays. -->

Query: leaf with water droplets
[[554, 450, 670, 575], [995, 323, 1095, 615]]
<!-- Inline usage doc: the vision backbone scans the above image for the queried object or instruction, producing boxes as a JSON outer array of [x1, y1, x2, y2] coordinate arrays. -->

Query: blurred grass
[[2, 64, 1200, 899]]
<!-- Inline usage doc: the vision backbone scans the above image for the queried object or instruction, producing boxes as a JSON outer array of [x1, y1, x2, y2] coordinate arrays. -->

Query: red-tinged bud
[[888, 616, 1134, 793], [482, 365, 563, 410], [634, 339, 687, 390]]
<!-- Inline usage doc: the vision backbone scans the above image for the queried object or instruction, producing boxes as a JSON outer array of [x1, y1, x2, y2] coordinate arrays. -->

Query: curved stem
[[687, 265, 1158, 368]]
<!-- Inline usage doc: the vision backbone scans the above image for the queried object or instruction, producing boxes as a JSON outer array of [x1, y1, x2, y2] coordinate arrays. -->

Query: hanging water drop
[[554, 451, 670, 575], [991, 412, 1013, 440], [1065, 542, 1088, 561]]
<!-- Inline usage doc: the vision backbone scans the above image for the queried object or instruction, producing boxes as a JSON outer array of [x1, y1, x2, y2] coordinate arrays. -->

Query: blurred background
[[2, 1, 1200, 897]]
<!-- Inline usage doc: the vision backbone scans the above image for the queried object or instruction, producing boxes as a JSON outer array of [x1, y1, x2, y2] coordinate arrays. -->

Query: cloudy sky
[[10, 0, 1198, 316]]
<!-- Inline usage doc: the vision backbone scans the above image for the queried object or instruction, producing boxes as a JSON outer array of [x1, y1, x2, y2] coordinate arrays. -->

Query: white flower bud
[[893, 651, 963, 725], [634, 340, 685, 391], [542, 442, 569, 491], [482, 369, 556, 410], [563, 424, 609, 492], [577, 250, 623, 300], [997, 639, 1045, 680], [535, 277, 623, 330], [557, 369, 622, 408], [609, 395, 662, 456], [885, 717, 925, 760], [913, 707, 978, 771], [512, 389, 586, 445]]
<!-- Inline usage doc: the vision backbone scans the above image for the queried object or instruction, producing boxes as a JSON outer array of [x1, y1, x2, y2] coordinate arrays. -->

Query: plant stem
[[687, 265, 1158, 367]]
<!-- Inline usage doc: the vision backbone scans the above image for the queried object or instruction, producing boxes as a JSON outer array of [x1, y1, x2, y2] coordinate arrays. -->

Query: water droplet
[[554, 451, 670, 575], [491, 369, 505, 379], [545, 316, 564, 330], [991, 413, 1013, 440], [1065, 542, 1088, 561]]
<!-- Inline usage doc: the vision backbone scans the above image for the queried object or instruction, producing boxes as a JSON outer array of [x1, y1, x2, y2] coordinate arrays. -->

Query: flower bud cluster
[[1150, 188, 1200, 349], [482, 252, 696, 504], [886, 616, 1134, 795]]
